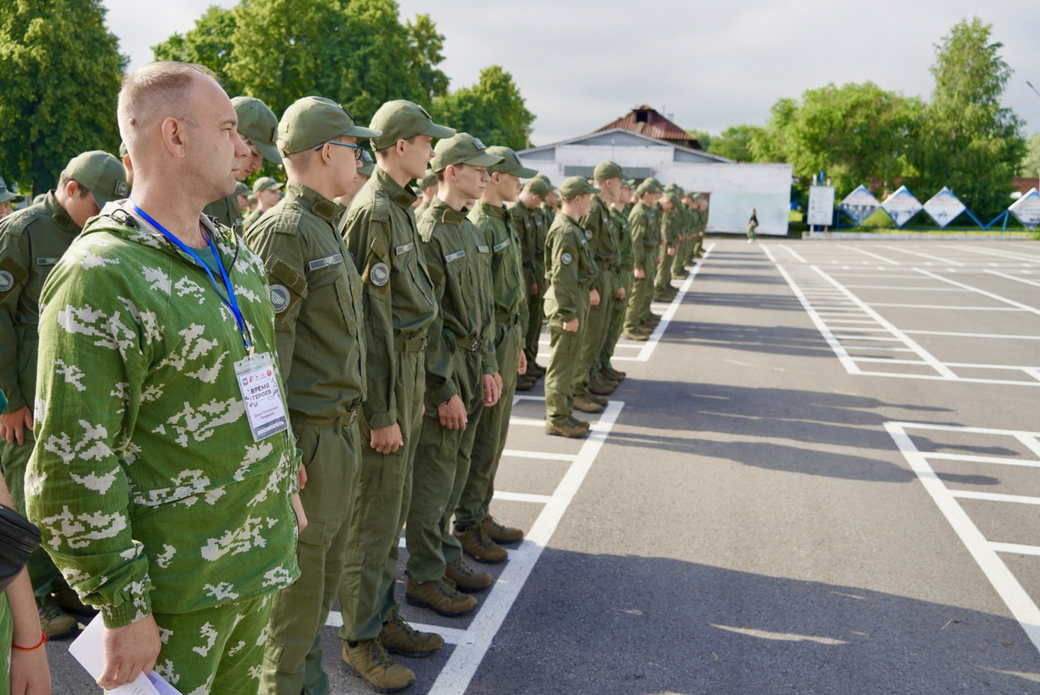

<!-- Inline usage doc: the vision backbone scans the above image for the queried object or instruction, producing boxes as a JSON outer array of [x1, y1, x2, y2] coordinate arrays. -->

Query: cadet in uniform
[[244, 96, 378, 695], [654, 190, 679, 302], [599, 181, 633, 382], [622, 178, 663, 341], [204, 96, 281, 230], [337, 100, 451, 693], [29, 61, 301, 693], [453, 146, 536, 562], [242, 175, 283, 232], [0, 150, 128, 637], [406, 134, 503, 618], [511, 177, 551, 390], [0, 177, 23, 221], [543, 177, 599, 438], [414, 170, 438, 218]]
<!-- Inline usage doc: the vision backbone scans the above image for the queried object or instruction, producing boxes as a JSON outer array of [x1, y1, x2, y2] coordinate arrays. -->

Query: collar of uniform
[[43, 191, 81, 235], [430, 198, 468, 224], [284, 181, 343, 223], [478, 200, 506, 219], [373, 166, 417, 210]]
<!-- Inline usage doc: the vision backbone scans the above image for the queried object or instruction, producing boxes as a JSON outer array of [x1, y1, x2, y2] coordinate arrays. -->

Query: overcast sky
[[104, 0, 1039, 146]]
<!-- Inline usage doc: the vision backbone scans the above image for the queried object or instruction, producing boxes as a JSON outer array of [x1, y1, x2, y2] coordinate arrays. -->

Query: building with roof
[[597, 105, 703, 150]]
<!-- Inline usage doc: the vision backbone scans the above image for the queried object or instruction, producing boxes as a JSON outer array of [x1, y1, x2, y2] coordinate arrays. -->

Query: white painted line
[[823, 319, 880, 324], [990, 542, 1040, 557], [862, 374, 1038, 388], [827, 335, 905, 342], [867, 303, 1024, 310], [842, 345, 916, 351], [509, 417, 548, 427], [944, 361, 1040, 371], [778, 244, 807, 263], [840, 245, 901, 265], [949, 490, 1040, 506], [492, 491, 553, 504], [895, 421, 1040, 436], [429, 401, 624, 695], [923, 452, 1040, 469], [772, 262, 861, 374], [840, 285, 973, 291], [501, 449, 576, 462], [852, 357, 929, 365], [880, 246, 965, 265], [967, 246, 1040, 262], [986, 270, 1040, 288], [885, 422, 1040, 657], [821, 326, 892, 332], [915, 269, 1040, 317], [325, 611, 467, 645], [1015, 434, 1040, 461], [760, 245, 778, 263], [514, 395, 544, 402], [902, 329, 1040, 341]]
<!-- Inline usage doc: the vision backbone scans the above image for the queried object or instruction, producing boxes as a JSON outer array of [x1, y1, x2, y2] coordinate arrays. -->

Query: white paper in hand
[[69, 615, 182, 695]]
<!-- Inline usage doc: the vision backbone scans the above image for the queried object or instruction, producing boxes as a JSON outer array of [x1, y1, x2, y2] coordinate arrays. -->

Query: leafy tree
[[907, 17, 1025, 216], [0, 0, 126, 194], [685, 129, 712, 151], [405, 14, 449, 104], [1022, 134, 1040, 178], [430, 66, 534, 150], [709, 125, 763, 162], [152, 5, 239, 93]]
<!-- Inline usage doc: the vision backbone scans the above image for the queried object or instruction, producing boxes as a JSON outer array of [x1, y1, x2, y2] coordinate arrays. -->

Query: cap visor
[[515, 165, 539, 178], [465, 153, 504, 168], [345, 125, 382, 139], [422, 123, 456, 140], [256, 141, 283, 165], [0, 192, 18, 204], [92, 192, 117, 210]]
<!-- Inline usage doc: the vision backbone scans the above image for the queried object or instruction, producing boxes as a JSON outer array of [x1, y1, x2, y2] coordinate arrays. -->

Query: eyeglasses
[[315, 141, 365, 161]]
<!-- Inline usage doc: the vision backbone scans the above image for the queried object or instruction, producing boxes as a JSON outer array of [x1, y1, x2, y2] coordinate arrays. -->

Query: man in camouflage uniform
[[242, 175, 283, 232], [414, 169, 438, 218], [204, 96, 281, 230], [599, 181, 633, 382], [406, 134, 503, 619], [543, 177, 599, 438], [0, 150, 128, 637], [451, 146, 535, 563], [244, 96, 378, 695], [623, 178, 663, 341], [654, 189, 680, 302], [0, 177, 23, 221], [512, 177, 551, 390], [28, 61, 302, 693], [337, 100, 452, 692]]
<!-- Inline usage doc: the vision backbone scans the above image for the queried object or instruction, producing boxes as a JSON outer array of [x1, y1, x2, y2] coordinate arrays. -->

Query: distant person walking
[[746, 208, 758, 243]]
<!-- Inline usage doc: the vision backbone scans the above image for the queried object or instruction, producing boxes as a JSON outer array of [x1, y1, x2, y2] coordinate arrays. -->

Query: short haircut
[[117, 62, 215, 153], [374, 134, 420, 160], [57, 170, 91, 198]]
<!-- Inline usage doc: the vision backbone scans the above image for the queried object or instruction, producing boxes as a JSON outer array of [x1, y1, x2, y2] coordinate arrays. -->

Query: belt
[[456, 335, 483, 352], [394, 332, 428, 353], [292, 406, 360, 428]]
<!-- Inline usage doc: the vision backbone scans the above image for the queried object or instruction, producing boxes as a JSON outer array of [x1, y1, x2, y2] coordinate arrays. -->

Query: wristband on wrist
[[12, 631, 47, 651]]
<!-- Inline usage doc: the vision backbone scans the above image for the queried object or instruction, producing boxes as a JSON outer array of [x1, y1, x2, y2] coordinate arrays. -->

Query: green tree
[[430, 66, 534, 150], [0, 0, 126, 194], [685, 129, 712, 151], [405, 14, 449, 103], [908, 17, 1025, 216], [152, 5, 239, 93], [1022, 134, 1040, 178], [709, 125, 763, 162]]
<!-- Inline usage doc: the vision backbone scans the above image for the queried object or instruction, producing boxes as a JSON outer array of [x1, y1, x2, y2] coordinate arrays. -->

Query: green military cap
[[235, 181, 250, 196], [593, 161, 623, 181], [278, 96, 380, 157], [533, 173, 552, 185], [635, 178, 663, 196], [370, 100, 454, 150], [419, 170, 438, 190], [559, 175, 597, 200], [358, 151, 376, 178], [232, 96, 282, 164], [486, 146, 538, 178], [247, 194, 257, 205], [252, 176, 282, 194], [430, 132, 502, 172], [523, 177, 552, 197], [0, 176, 22, 205], [64, 150, 129, 209]]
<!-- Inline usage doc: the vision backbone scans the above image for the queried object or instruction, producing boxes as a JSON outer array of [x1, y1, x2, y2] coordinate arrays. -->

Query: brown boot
[[445, 560, 493, 592], [602, 366, 626, 381], [573, 395, 605, 413], [405, 577, 477, 617], [454, 524, 508, 563], [515, 376, 536, 392], [622, 329, 649, 342], [587, 393, 609, 406], [342, 639, 415, 693], [545, 418, 589, 439], [379, 612, 444, 657], [588, 379, 617, 396], [482, 515, 524, 544]]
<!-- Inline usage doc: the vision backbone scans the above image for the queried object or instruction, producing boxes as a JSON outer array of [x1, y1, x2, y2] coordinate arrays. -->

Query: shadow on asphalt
[[694, 272, 786, 285], [659, 320, 835, 358], [472, 551, 1040, 695]]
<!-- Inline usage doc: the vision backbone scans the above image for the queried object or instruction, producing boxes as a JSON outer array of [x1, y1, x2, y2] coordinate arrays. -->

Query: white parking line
[[502, 449, 575, 462], [949, 490, 1040, 506], [493, 491, 554, 504], [867, 303, 1024, 310], [778, 244, 807, 263], [986, 270, 1040, 288], [772, 263, 860, 374], [881, 246, 966, 265], [840, 285, 972, 291], [989, 543, 1040, 557], [969, 246, 1040, 262], [915, 269, 1040, 316], [429, 401, 624, 695], [325, 611, 469, 646], [841, 245, 901, 265], [902, 329, 1040, 341], [885, 422, 1040, 657]]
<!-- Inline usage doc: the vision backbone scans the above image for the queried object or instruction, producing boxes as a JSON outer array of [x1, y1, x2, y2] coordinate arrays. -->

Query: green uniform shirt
[[0, 192, 80, 412], [580, 195, 622, 281], [204, 193, 243, 233], [543, 211, 597, 323], [612, 205, 633, 281], [243, 182, 366, 420], [628, 202, 660, 271], [469, 201, 525, 325], [660, 207, 679, 247], [28, 202, 300, 628], [339, 167, 437, 430], [242, 208, 263, 234], [510, 201, 545, 294], [417, 200, 497, 406]]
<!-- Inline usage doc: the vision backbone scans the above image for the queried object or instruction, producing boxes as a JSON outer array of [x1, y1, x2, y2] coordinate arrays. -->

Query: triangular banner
[[839, 185, 880, 225]]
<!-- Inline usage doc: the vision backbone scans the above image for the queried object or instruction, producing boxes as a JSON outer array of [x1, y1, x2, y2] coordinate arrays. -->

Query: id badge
[[235, 352, 289, 441]]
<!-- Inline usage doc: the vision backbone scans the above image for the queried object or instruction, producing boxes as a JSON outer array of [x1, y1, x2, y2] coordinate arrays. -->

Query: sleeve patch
[[269, 285, 291, 313], [0, 270, 13, 292], [369, 262, 390, 287], [561, 252, 573, 265]]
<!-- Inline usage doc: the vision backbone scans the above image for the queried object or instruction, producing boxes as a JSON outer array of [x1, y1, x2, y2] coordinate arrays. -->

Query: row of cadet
[[0, 63, 707, 695]]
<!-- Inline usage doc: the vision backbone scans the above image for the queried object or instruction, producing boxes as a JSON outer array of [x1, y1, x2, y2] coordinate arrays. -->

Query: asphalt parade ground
[[47, 239, 1040, 694]]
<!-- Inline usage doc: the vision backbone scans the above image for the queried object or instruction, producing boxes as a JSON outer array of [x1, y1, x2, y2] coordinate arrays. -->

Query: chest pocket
[[307, 252, 361, 336]]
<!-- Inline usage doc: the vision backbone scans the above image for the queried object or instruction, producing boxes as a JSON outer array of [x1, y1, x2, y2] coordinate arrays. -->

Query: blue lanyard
[[131, 203, 251, 349]]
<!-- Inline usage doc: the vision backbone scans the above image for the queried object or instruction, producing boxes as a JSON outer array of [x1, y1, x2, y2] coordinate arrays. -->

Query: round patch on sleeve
[[561, 252, 573, 265], [269, 284, 290, 313], [0, 270, 13, 293], [370, 262, 390, 287]]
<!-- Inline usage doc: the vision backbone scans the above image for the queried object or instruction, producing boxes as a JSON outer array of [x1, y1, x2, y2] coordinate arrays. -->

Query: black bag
[[0, 504, 41, 591]]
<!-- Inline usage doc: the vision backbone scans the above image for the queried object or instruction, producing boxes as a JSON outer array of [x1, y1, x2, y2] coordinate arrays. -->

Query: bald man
[[27, 61, 304, 692]]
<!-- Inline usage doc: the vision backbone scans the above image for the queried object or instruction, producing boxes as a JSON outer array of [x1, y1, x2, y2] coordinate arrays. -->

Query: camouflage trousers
[[153, 592, 274, 695]]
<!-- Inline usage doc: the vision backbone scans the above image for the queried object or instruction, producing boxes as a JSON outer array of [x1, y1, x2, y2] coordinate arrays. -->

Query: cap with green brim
[[278, 96, 381, 157], [64, 150, 128, 209], [252, 176, 283, 194], [235, 182, 251, 196], [232, 96, 282, 165], [559, 176, 597, 200], [523, 178, 551, 197], [370, 100, 454, 150], [594, 161, 623, 181], [0, 176, 22, 205], [430, 133, 503, 172], [486, 146, 538, 178], [635, 178, 663, 196]]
